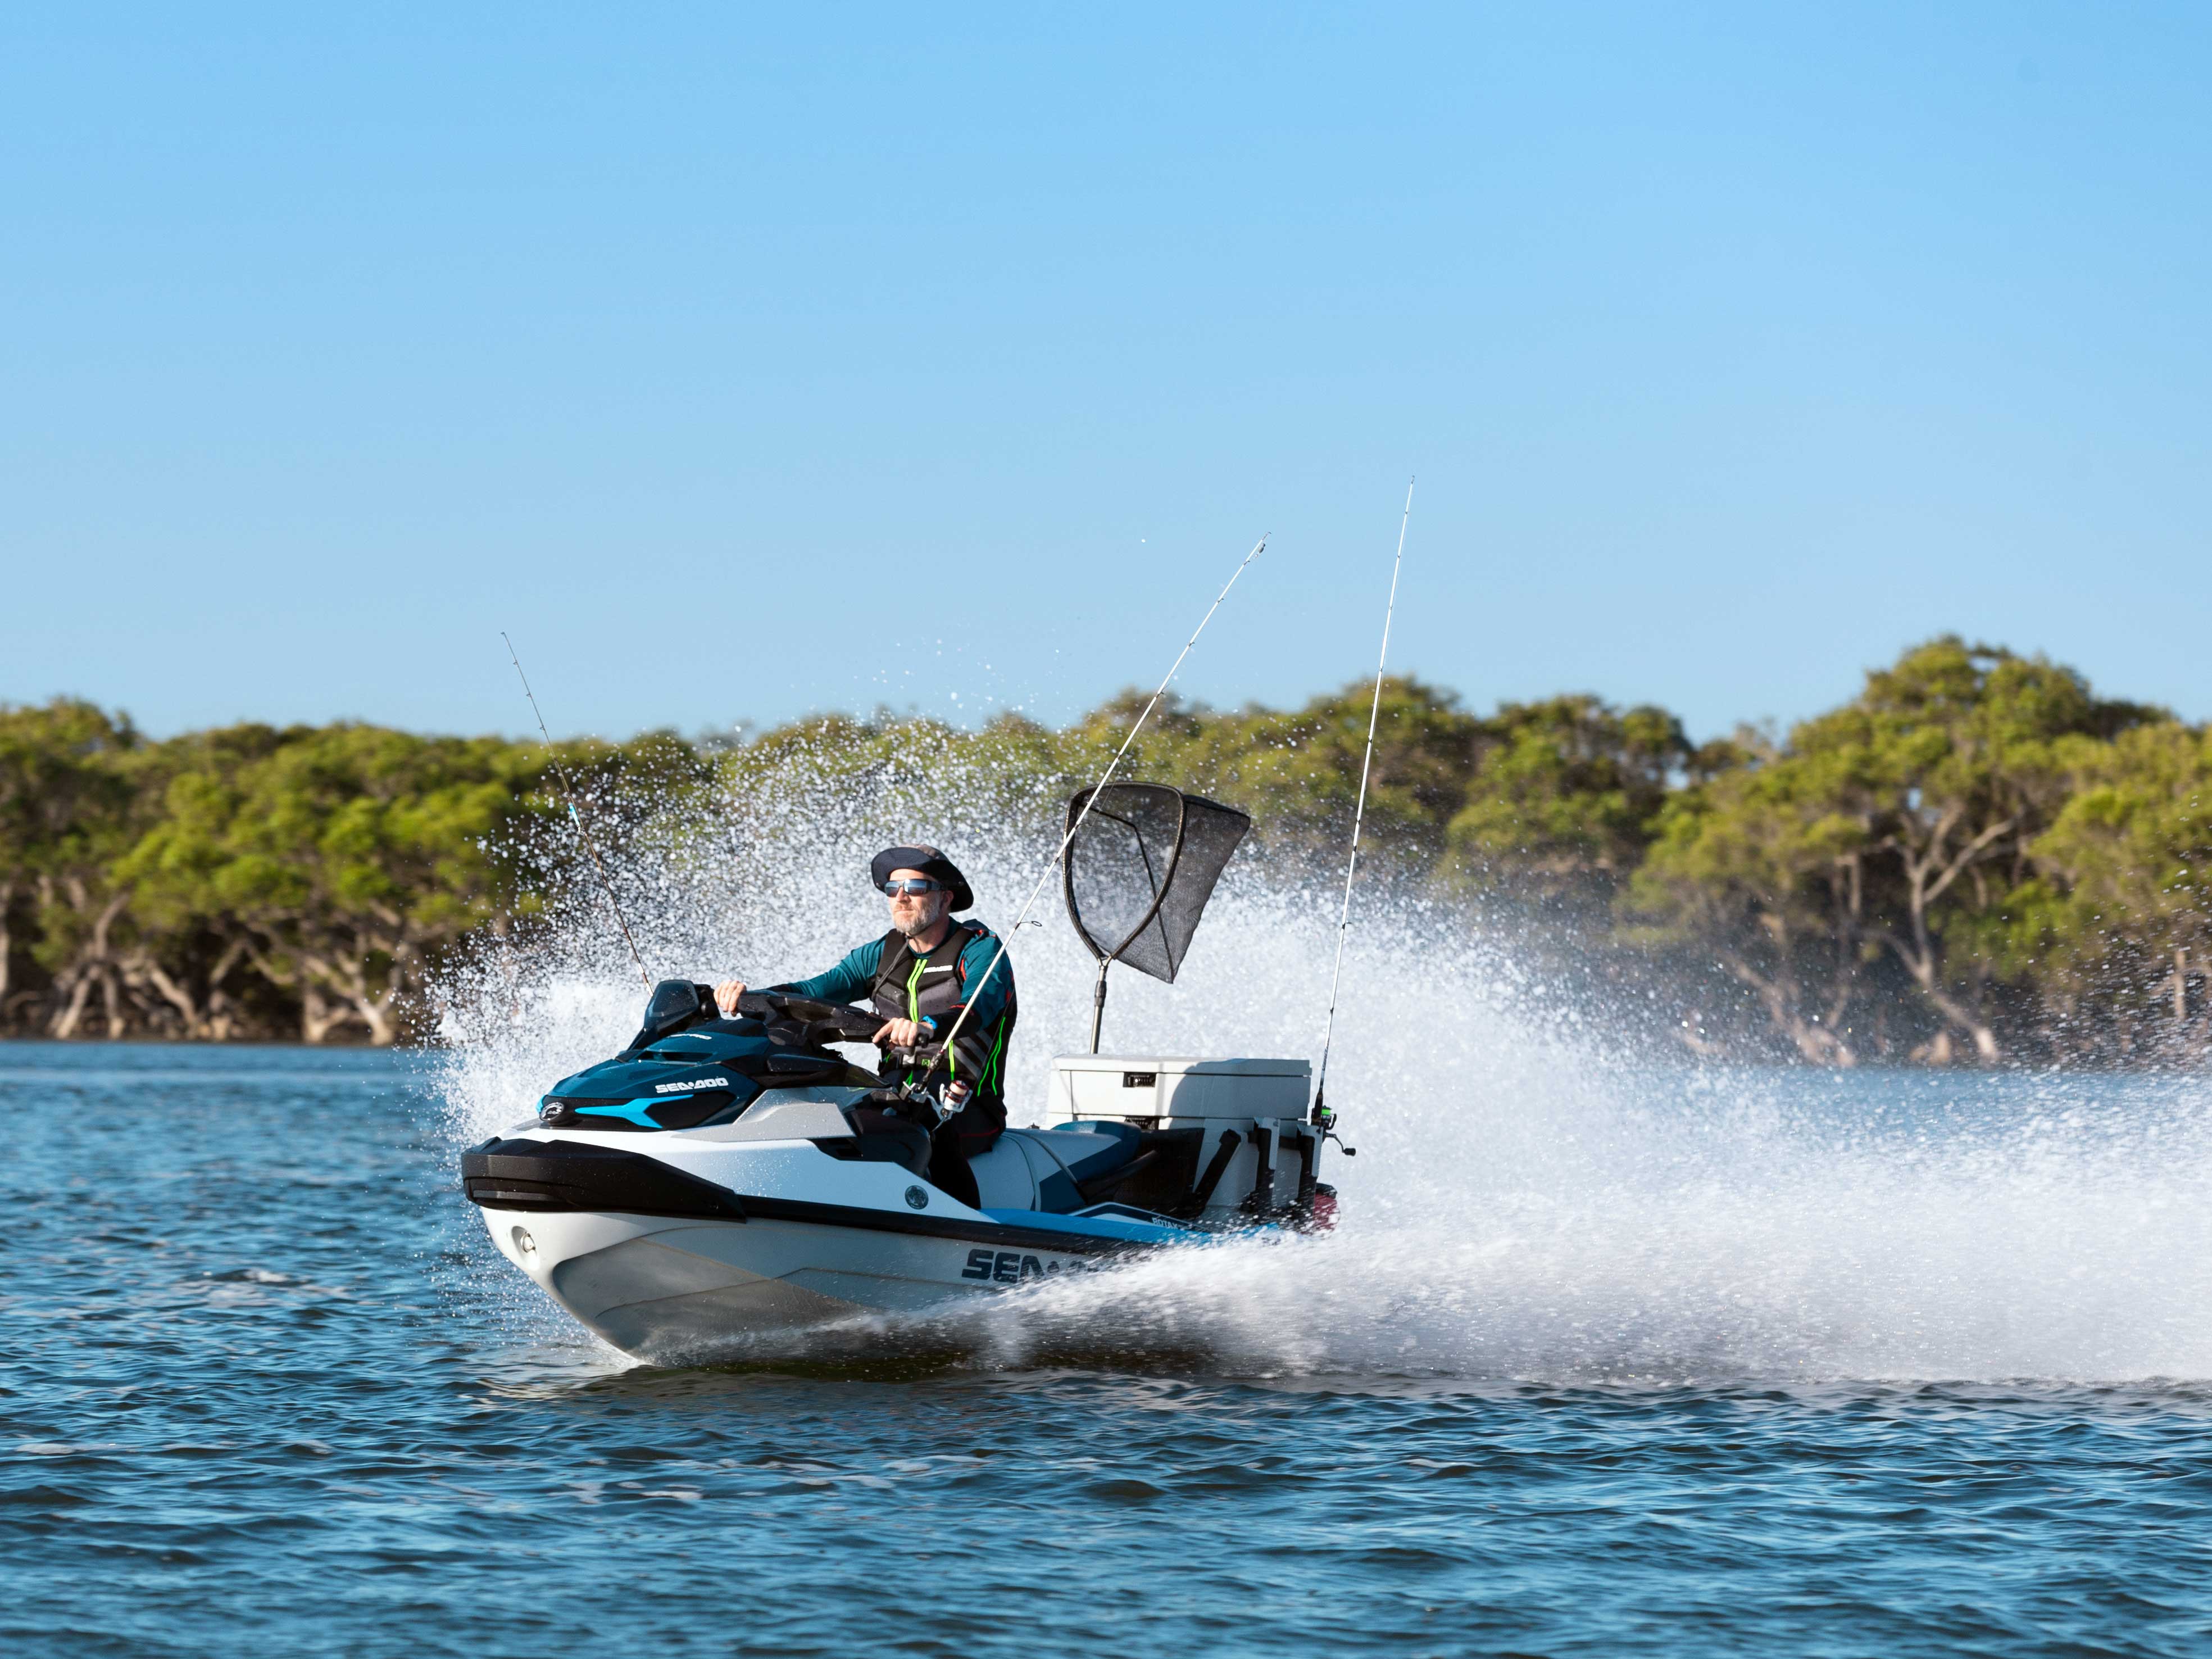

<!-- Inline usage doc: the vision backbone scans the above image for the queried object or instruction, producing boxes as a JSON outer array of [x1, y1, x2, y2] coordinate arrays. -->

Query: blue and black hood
[[537, 981, 882, 1132]]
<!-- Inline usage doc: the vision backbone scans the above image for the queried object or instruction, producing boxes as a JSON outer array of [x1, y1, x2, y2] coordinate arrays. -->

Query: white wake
[[429, 763, 2212, 1383]]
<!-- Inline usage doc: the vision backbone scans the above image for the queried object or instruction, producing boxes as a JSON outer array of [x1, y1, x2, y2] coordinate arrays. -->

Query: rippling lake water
[[6, 1040, 2212, 1657]]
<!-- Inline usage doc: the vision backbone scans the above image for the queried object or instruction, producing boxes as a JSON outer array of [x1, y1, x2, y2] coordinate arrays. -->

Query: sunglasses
[[882, 878, 947, 896]]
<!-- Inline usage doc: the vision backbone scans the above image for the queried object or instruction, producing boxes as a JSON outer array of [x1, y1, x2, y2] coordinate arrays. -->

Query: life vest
[[870, 918, 1018, 1118]]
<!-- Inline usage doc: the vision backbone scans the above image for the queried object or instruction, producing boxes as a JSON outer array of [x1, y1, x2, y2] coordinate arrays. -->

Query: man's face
[[886, 867, 948, 939]]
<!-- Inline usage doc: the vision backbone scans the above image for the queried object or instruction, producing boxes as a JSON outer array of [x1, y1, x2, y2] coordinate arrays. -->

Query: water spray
[[1309, 478, 1415, 1156], [902, 533, 1270, 1110], [501, 632, 652, 990]]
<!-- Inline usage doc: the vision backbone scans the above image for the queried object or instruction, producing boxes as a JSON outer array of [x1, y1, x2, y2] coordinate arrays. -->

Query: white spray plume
[[428, 753, 2212, 1384]]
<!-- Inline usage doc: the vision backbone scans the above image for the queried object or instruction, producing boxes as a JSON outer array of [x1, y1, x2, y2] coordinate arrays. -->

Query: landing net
[[1061, 783, 1251, 982]]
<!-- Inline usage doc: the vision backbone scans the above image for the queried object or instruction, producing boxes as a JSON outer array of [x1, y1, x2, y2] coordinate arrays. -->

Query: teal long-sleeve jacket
[[771, 923, 1013, 1040]]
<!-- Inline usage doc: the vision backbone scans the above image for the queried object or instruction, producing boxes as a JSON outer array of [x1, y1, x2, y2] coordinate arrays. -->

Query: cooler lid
[[1050, 1054, 1311, 1077]]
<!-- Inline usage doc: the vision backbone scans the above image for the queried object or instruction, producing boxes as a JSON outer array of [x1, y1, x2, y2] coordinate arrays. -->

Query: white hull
[[465, 1060, 1326, 1360], [480, 1203, 1075, 1355], [470, 1114, 1177, 1358]]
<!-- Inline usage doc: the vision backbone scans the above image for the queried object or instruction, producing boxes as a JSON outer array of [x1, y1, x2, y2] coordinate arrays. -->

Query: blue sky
[[4, 4, 2207, 744]]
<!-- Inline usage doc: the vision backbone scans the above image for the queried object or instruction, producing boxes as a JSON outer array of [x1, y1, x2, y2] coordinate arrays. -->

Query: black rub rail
[[460, 1138, 1156, 1258]]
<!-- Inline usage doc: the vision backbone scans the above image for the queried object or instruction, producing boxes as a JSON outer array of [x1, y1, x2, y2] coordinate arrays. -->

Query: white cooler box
[[1041, 1055, 1315, 1220]]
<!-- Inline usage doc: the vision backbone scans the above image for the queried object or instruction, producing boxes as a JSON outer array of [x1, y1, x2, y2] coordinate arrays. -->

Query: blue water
[[6, 1041, 2212, 1657]]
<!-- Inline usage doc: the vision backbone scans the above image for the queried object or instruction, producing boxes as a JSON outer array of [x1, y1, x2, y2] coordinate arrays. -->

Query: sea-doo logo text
[[961, 1249, 1076, 1283], [654, 1078, 723, 1094]]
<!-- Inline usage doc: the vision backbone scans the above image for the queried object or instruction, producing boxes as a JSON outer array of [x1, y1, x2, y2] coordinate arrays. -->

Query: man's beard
[[892, 900, 944, 940]]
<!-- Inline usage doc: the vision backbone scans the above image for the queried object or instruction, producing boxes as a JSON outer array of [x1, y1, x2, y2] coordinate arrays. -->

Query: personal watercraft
[[461, 785, 1338, 1359]]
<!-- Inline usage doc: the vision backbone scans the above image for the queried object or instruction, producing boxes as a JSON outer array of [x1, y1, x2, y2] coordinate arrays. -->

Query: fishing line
[[501, 632, 652, 989], [1311, 478, 1413, 1138], [907, 533, 1270, 1101]]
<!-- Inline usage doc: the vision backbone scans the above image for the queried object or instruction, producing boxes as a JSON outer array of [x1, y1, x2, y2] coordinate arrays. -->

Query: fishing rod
[[901, 533, 1270, 1109], [1310, 478, 1414, 1151], [502, 632, 652, 990]]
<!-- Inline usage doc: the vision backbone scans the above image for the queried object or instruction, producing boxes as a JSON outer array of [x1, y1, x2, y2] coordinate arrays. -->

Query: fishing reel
[[907, 1089, 959, 1131], [884, 1042, 965, 1130], [888, 1076, 964, 1130], [856, 1069, 960, 1132], [1309, 1095, 1355, 1158]]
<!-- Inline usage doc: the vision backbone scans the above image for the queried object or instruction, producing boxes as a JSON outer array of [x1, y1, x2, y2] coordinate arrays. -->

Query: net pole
[[909, 533, 1269, 1094], [1314, 479, 1413, 1118]]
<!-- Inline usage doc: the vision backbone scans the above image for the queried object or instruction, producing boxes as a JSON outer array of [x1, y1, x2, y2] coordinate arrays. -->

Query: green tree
[[1445, 695, 1691, 917], [1790, 637, 2156, 1062], [1997, 721, 2212, 1044], [124, 725, 555, 1042], [1180, 677, 1483, 874], [1626, 737, 1872, 1063], [0, 700, 167, 1036]]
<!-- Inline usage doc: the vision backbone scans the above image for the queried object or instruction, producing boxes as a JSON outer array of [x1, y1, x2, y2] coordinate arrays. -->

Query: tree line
[[4, 634, 2208, 1061]]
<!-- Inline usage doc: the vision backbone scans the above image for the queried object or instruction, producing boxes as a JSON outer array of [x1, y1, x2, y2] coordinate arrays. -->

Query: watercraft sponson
[[461, 984, 1288, 1356]]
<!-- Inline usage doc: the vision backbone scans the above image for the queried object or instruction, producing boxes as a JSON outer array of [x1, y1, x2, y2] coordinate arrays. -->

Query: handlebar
[[650, 983, 951, 1067], [733, 990, 890, 1048], [638, 978, 916, 1054]]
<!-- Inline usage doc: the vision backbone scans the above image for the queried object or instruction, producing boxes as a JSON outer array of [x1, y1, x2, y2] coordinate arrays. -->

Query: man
[[714, 844, 1016, 1208]]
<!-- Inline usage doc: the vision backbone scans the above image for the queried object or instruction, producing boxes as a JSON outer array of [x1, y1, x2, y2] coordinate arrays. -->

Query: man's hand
[[873, 1017, 929, 1048], [714, 980, 748, 1016]]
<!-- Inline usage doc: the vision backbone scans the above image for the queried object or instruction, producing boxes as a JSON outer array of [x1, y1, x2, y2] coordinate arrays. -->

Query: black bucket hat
[[870, 844, 972, 912]]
